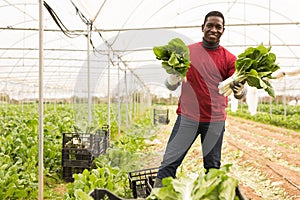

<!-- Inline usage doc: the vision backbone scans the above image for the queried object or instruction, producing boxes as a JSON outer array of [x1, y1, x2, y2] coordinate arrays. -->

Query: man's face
[[202, 16, 224, 43]]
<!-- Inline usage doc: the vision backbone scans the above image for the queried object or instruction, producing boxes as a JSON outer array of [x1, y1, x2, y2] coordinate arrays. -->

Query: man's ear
[[201, 24, 204, 31]]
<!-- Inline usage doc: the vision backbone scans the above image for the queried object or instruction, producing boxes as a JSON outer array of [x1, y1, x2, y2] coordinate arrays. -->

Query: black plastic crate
[[128, 167, 158, 198], [89, 188, 124, 200], [62, 130, 108, 157], [62, 166, 90, 182], [153, 108, 170, 125], [62, 128, 109, 182], [90, 130, 109, 157], [236, 186, 248, 200]]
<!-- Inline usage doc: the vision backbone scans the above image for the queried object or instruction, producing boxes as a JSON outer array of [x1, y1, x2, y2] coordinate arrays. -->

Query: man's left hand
[[230, 80, 247, 99], [230, 81, 244, 95]]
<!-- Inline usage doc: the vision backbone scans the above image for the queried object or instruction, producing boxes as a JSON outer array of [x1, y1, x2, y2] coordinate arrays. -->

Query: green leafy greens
[[218, 44, 280, 97], [153, 38, 191, 80], [147, 164, 239, 200]]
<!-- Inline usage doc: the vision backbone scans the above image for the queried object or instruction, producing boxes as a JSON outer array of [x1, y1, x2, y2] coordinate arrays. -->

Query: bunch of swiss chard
[[153, 38, 191, 81], [218, 44, 280, 97], [147, 164, 239, 200]]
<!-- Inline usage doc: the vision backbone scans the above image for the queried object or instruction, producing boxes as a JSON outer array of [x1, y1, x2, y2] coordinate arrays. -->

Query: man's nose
[[210, 26, 218, 32]]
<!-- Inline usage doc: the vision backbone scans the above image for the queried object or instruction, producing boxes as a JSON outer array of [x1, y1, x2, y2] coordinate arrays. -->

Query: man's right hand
[[168, 74, 182, 85], [165, 74, 182, 91]]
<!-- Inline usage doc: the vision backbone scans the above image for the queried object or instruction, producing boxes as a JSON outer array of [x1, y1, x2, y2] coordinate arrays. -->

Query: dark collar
[[202, 38, 220, 50]]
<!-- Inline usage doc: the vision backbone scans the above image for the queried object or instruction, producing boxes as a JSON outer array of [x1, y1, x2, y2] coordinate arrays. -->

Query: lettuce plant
[[218, 44, 280, 97], [147, 164, 239, 200], [153, 38, 191, 81]]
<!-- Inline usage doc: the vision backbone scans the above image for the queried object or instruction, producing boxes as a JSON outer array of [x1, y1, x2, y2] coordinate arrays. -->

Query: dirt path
[[225, 116, 300, 200], [150, 110, 300, 200]]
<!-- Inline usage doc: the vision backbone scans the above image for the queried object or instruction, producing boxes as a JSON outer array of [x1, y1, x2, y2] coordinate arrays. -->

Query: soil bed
[[149, 109, 300, 200], [225, 116, 300, 200]]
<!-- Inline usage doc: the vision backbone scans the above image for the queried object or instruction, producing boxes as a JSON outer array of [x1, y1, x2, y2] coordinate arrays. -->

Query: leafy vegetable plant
[[218, 44, 280, 97], [147, 164, 239, 200], [153, 38, 191, 80], [64, 167, 132, 200]]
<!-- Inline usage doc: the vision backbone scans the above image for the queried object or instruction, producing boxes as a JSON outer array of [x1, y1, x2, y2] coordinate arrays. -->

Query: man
[[154, 11, 246, 187]]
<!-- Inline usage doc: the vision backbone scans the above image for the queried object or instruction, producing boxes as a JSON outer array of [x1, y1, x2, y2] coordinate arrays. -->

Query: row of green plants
[[256, 102, 300, 116], [0, 104, 162, 199], [0, 103, 154, 199], [0, 104, 75, 199], [227, 102, 300, 131]]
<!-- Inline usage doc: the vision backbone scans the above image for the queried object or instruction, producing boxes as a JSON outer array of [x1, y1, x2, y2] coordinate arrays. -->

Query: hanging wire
[[43, 1, 81, 38], [68, 0, 110, 57], [69, 0, 90, 24], [67, 1, 150, 104]]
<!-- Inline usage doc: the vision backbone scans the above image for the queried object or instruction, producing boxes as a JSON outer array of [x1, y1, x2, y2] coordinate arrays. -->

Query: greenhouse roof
[[1, 0, 300, 100]]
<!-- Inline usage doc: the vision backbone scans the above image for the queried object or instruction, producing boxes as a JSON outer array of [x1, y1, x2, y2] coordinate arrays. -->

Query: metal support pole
[[38, 0, 44, 199], [87, 23, 92, 124], [124, 70, 128, 127], [107, 48, 111, 142], [283, 78, 287, 119], [117, 57, 121, 136]]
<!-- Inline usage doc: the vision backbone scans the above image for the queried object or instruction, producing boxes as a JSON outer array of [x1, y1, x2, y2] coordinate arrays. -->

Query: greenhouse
[[0, 0, 299, 199]]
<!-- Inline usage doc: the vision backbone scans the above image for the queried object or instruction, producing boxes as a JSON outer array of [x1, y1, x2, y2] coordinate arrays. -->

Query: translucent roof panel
[[1, 0, 300, 100]]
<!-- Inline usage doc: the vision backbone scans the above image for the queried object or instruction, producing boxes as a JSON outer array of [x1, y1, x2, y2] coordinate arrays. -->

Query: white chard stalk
[[218, 72, 246, 96]]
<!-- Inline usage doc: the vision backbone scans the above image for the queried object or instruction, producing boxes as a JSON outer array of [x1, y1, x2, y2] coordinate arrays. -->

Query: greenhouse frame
[[1, 0, 299, 199]]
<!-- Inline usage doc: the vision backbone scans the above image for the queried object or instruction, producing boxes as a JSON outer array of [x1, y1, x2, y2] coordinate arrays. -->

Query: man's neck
[[202, 38, 219, 50]]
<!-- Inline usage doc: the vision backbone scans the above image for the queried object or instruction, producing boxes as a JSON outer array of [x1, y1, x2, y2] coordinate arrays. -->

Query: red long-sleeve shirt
[[176, 42, 236, 122]]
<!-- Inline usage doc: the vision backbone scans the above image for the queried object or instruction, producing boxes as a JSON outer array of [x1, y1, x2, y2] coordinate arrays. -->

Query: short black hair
[[203, 11, 225, 26]]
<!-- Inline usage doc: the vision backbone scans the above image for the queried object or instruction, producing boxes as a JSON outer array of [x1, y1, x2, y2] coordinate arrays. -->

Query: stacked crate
[[128, 167, 159, 198], [153, 108, 170, 125], [62, 126, 109, 182]]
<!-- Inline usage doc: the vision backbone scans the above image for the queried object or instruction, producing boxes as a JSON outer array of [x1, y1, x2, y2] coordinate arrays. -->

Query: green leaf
[[74, 189, 93, 200], [153, 38, 191, 77], [168, 52, 180, 67], [264, 81, 275, 98], [218, 177, 239, 200], [153, 46, 170, 61], [235, 58, 253, 73]]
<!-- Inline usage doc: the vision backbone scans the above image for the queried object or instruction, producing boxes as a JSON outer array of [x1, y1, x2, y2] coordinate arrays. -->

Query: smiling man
[[154, 11, 247, 188], [202, 11, 224, 44]]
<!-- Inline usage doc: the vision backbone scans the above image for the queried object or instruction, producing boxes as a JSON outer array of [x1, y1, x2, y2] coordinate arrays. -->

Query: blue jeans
[[156, 115, 225, 179]]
